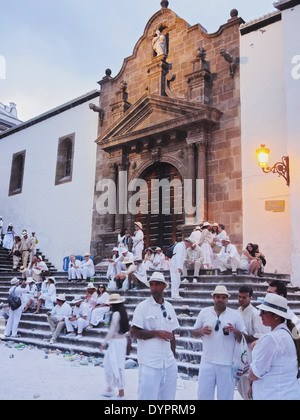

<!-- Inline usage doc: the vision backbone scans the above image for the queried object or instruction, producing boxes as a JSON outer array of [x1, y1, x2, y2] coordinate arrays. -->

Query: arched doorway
[[135, 162, 184, 250]]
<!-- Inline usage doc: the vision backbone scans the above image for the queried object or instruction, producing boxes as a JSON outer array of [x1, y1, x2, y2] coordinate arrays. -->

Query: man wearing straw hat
[[193, 285, 247, 400], [130, 272, 179, 400], [47, 294, 72, 344]]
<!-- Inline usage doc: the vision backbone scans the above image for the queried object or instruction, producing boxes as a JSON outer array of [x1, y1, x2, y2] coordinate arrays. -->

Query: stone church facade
[[91, 1, 244, 260]]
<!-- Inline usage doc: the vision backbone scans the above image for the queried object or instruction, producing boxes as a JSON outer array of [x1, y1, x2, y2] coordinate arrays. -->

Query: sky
[[0, 0, 278, 122]]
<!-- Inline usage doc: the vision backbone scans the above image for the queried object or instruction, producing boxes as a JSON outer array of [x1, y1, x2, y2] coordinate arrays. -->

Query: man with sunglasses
[[193, 285, 248, 400], [130, 272, 179, 400]]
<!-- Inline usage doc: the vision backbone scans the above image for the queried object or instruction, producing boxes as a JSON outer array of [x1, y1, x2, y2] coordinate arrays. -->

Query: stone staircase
[[0, 245, 299, 376]]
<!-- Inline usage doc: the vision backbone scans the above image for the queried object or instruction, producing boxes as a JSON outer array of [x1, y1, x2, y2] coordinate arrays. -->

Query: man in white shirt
[[193, 285, 248, 400], [216, 236, 240, 275], [182, 239, 204, 282], [65, 297, 91, 340], [130, 272, 180, 400], [237, 285, 265, 399], [47, 294, 72, 344], [169, 238, 193, 298], [150, 247, 166, 271], [5, 277, 29, 338], [79, 253, 95, 281]]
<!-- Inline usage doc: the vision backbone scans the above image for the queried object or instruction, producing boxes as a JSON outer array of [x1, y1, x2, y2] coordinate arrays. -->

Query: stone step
[[0, 256, 298, 377]]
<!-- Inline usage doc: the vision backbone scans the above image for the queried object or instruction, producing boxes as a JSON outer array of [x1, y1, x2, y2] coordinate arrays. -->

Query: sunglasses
[[161, 304, 167, 318], [260, 310, 270, 316], [215, 320, 221, 331]]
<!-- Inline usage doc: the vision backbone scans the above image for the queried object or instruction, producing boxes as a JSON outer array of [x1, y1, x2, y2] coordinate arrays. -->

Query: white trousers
[[65, 317, 89, 334], [138, 362, 178, 400], [170, 264, 181, 298], [197, 361, 236, 400], [217, 256, 240, 272], [182, 261, 202, 277], [68, 267, 81, 280], [79, 267, 94, 279], [5, 307, 22, 337]]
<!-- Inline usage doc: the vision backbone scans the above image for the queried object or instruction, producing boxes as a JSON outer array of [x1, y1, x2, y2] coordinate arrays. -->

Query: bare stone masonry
[[91, 3, 244, 262]]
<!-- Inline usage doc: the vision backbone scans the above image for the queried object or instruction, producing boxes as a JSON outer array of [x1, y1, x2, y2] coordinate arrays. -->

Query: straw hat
[[134, 222, 143, 230], [221, 236, 231, 243], [72, 296, 84, 305], [211, 285, 231, 297], [10, 277, 20, 285], [123, 257, 133, 265], [146, 271, 169, 289], [87, 283, 96, 289], [257, 293, 292, 319], [106, 294, 126, 305]]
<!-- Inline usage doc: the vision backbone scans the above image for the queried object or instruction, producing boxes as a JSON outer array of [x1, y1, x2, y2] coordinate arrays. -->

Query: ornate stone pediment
[[96, 93, 222, 152]]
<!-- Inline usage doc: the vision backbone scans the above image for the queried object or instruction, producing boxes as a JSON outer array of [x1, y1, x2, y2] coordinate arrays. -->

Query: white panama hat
[[146, 271, 169, 289], [211, 285, 231, 297], [257, 293, 292, 319], [106, 294, 126, 305]]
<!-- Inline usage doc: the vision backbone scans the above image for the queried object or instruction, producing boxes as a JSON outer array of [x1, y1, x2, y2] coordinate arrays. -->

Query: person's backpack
[[7, 287, 22, 311], [165, 242, 177, 259]]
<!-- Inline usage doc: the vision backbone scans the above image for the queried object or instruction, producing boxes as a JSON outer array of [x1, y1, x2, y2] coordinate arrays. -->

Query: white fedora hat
[[106, 294, 126, 305], [222, 236, 231, 243], [257, 293, 292, 319], [146, 271, 169, 289], [211, 285, 231, 297], [57, 294, 66, 302], [134, 222, 143, 229], [72, 296, 84, 305], [10, 277, 20, 285]]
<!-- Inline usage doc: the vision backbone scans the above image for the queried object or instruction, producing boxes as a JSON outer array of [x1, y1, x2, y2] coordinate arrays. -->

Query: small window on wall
[[55, 133, 75, 186], [8, 150, 26, 196]]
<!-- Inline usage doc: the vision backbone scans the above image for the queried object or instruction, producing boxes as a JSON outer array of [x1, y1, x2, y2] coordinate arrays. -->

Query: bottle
[[104, 312, 110, 327]]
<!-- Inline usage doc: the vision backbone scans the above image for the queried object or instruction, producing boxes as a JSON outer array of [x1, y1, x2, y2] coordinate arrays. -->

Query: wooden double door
[[135, 162, 184, 251]]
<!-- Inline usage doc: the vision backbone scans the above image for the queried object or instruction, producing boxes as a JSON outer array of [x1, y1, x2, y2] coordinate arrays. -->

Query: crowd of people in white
[[104, 221, 266, 299]]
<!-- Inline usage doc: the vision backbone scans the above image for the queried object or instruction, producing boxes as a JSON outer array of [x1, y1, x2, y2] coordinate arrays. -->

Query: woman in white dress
[[87, 284, 110, 328], [3, 224, 14, 251], [132, 222, 144, 260], [248, 293, 300, 400], [34, 277, 56, 313], [199, 222, 213, 269], [240, 243, 261, 275], [100, 294, 129, 400]]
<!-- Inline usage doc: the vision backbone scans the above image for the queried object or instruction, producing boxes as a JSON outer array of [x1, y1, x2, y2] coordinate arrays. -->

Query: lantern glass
[[256, 145, 270, 168]]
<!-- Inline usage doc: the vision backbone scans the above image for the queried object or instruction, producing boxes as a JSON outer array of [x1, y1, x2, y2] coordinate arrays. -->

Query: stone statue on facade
[[152, 29, 167, 56]]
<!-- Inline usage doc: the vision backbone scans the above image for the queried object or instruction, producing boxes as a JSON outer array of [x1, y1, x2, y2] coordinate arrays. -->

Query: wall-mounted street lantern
[[256, 144, 290, 186]]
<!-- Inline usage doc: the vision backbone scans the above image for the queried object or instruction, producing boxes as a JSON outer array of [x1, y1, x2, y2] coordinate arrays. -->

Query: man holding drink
[[193, 285, 248, 400]]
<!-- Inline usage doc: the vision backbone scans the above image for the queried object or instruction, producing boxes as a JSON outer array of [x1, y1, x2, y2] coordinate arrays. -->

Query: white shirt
[[194, 306, 247, 366], [170, 241, 187, 271], [238, 304, 265, 339], [51, 302, 72, 321], [132, 296, 180, 369], [218, 243, 239, 260], [251, 324, 300, 400]]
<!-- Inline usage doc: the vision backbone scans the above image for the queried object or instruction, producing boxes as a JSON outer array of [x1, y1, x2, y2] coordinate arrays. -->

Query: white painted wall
[[281, 5, 300, 285], [241, 18, 292, 276], [0, 95, 99, 271]]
